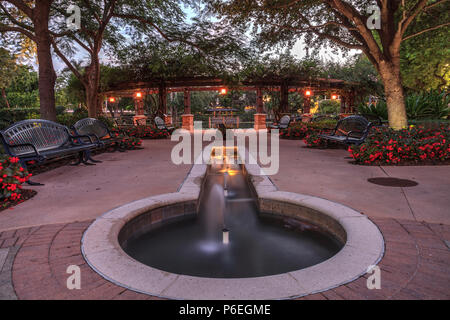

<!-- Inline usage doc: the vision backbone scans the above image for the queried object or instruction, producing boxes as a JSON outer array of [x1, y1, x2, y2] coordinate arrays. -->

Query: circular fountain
[[82, 148, 384, 299]]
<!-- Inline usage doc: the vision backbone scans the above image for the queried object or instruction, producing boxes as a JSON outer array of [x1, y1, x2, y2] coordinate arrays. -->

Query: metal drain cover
[[367, 177, 418, 187]]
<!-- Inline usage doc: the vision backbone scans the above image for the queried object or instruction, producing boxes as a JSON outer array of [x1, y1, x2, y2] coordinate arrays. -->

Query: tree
[[0, 0, 58, 120], [401, 23, 449, 91], [205, 0, 450, 129], [0, 47, 16, 108], [50, 0, 121, 117], [323, 54, 384, 98]]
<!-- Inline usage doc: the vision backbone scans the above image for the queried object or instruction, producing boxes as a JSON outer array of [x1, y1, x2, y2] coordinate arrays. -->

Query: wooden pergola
[[101, 76, 360, 130]]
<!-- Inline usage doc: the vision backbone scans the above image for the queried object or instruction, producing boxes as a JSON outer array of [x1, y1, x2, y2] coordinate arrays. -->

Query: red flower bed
[[348, 126, 450, 165], [1, 156, 32, 208], [112, 126, 170, 140], [280, 121, 338, 140]]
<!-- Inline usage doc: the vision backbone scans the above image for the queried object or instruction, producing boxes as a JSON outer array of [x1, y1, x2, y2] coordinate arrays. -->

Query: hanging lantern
[[219, 88, 228, 95], [305, 90, 312, 97], [109, 97, 116, 103], [331, 94, 338, 100]]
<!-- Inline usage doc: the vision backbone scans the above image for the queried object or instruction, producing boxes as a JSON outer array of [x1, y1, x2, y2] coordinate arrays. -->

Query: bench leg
[[19, 159, 44, 186], [26, 180, 44, 186], [84, 150, 102, 163], [70, 152, 84, 166]]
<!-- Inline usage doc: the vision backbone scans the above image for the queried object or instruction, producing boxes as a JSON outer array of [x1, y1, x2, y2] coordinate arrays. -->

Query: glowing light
[[331, 94, 338, 100], [136, 92, 143, 98], [305, 90, 312, 97], [220, 88, 228, 95], [109, 97, 116, 103]]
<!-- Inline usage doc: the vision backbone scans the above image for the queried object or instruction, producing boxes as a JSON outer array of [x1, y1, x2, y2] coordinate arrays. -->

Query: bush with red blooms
[[112, 126, 170, 140], [280, 120, 338, 140], [119, 135, 143, 149], [348, 126, 450, 165], [1, 156, 32, 206], [303, 133, 337, 148]]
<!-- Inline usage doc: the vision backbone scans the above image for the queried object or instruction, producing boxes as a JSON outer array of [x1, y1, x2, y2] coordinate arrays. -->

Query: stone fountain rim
[[81, 158, 385, 300]]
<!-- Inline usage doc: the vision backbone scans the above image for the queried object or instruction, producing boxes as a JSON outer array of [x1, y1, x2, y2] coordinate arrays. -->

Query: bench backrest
[[154, 116, 166, 130], [73, 118, 110, 139], [1, 119, 70, 155], [279, 115, 291, 129], [359, 113, 383, 126], [336, 116, 371, 138]]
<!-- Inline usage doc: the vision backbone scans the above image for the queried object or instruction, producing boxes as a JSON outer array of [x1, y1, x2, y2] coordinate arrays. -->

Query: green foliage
[[359, 91, 450, 121], [357, 101, 389, 121], [319, 99, 340, 114], [56, 108, 89, 128], [322, 55, 384, 97], [405, 90, 450, 120], [401, 4, 450, 91], [0, 62, 39, 109], [280, 120, 337, 140], [0, 48, 17, 90], [0, 108, 40, 129]]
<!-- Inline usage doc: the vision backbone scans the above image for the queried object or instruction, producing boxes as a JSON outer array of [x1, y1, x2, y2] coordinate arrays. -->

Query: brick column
[[254, 113, 266, 130], [280, 82, 289, 113], [182, 114, 194, 132], [159, 84, 167, 114], [303, 96, 311, 114], [133, 96, 147, 125], [184, 88, 191, 114]]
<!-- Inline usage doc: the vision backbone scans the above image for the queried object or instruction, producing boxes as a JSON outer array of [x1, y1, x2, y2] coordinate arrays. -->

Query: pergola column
[[254, 87, 266, 130], [159, 84, 171, 124], [133, 93, 147, 125], [348, 90, 356, 113], [280, 82, 289, 114], [340, 95, 347, 114], [182, 88, 193, 131], [303, 96, 311, 114]]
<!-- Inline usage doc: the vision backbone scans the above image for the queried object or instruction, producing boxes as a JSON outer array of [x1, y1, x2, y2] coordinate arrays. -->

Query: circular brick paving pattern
[[1, 218, 449, 300]]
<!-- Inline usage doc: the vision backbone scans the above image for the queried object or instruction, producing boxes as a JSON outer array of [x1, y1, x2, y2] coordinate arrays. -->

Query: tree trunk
[[86, 86, 100, 118], [85, 60, 101, 118], [34, 2, 57, 121], [379, 61, 408, 130], [1, 88, 10, 108]]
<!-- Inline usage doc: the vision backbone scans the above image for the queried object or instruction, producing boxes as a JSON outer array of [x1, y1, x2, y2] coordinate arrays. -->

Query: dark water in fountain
[[123, 164, 343, 278]]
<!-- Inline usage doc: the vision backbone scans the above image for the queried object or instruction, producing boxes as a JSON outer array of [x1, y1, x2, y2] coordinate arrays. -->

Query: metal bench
[[154, 116, 174, 133], [73, 118, 126, 155], [0, 119, 98, 185], [318, 115, 373, 146], [312, 114, 339, 122], [359, 113, 384, 127], [269, 115, 291, 130]]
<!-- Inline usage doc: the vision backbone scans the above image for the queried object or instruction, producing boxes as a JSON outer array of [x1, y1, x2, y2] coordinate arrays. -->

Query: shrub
[[358, 90, 450, 121], [0, 156, 32, 205], [348, 126, 450, 165], [280, 120, 337, 140], [117, 135, 143, 150], [113, 126, 170, 139], [0, 108, 40, 130], [319, 99, 340, 114]]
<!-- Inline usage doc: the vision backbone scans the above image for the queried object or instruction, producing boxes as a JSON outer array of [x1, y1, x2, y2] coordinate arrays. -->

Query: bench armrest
[[2, 141, 41, 159], [70, 134, 94, 145]]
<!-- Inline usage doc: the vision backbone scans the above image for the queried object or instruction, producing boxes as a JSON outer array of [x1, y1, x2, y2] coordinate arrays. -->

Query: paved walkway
[[274, 140, 450, 224], [1, 218, 448, 300], [0, 140, 191, 232], [0, 138, 449, 299]]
